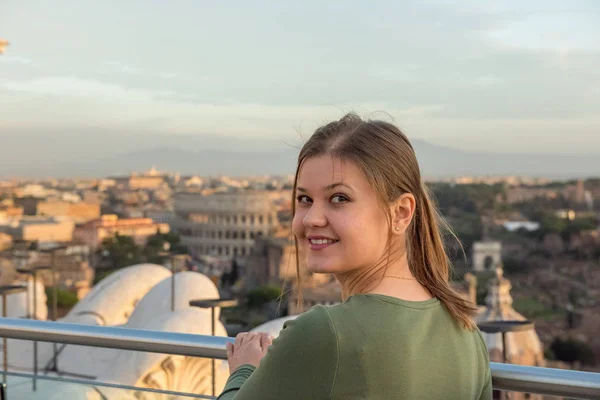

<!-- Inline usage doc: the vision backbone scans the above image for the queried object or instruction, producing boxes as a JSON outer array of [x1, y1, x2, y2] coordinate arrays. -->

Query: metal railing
[[1, 318, 599, 399]]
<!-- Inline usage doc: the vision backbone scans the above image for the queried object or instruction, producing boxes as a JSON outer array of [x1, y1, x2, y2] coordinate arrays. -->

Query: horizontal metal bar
[[1, 318, 599, 398], [491, 362, 600, 399], [0, 317, 232, 360], [5, 371, 215, 399]]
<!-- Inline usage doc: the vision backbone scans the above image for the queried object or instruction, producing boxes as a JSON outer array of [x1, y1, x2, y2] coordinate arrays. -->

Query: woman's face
[[292, 155, 391, 275]]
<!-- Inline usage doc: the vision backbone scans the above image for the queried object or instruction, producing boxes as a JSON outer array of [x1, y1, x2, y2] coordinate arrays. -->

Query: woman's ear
[[390, 193, 416, 234]]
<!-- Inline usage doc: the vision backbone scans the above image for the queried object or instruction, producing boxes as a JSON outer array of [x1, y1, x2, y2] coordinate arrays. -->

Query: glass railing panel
[[2, 336, 226, 399], [4, 372, 215, 400]]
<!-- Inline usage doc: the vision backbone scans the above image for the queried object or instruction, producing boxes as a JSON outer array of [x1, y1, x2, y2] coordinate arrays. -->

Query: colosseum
[[174, 191, 279, 259]]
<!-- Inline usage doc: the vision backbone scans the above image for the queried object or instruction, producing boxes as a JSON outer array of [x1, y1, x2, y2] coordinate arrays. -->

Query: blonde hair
[[292, 113, 477, 330]]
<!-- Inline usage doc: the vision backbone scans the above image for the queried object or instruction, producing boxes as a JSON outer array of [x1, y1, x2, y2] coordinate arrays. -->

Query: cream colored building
[[1, 217, 74, 243], [245, 237, 296, 287], [129, 176, 165, 190], [37, 200, 101, 223], [24, 245, 94, 298], [128, 167, 167, 189], [183, 176, 204, 187], [175, 191, 278, 259], [0, 205, 24, 219], [74, 215, 170, 250], [144, 209, 176, 225], [502, 187, 559, 204], [0, 232, 12, 252], [472, 241, 502, 272]]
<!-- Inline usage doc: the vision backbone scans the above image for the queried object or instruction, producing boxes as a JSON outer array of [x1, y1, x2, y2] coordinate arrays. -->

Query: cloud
[[1, 56, 33, 65], [486, 11, 600, 52], [102, 60, 186, 81], [474, 75, 503, 87], [1, 76, 166, 100], [0, 75, 450, 137], [396, 105, 447, 116], [103, 60, 140, 75], [1, 0, 599, 153], [158, 72, 178, 80]]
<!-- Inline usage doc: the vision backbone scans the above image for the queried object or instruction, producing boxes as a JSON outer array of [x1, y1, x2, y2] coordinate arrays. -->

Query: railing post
[[189, 298, 239, 397], [51, 252, 58, 321], [171, 258, 175, 312], [0, 285, 27, 390], [32, 272, 37, 392], [2, 294, 6, 386], [211, 306, 215, 397], [51, 265, 58, 371]]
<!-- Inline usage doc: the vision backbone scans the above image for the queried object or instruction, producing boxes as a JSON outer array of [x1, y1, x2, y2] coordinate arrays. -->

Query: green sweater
[[218, 293, 492, 399]]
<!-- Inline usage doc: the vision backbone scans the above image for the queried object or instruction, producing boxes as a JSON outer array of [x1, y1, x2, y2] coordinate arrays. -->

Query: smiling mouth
[[309, 238, 339, 245], [306, 238, 339, 250]]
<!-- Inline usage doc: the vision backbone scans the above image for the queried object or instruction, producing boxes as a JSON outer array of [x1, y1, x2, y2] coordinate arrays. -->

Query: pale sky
[[1, 0, 599, 154]]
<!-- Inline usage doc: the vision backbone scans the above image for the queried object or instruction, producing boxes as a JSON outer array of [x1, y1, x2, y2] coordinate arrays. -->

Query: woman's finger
[[235, 332, 247, 348], [249, 332, 263, 343], [260, 333, 273, 351], [226, 342, 233, 359]]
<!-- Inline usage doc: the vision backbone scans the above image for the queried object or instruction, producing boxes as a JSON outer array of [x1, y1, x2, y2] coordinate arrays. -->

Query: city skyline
[[1, 0, 599, 156]]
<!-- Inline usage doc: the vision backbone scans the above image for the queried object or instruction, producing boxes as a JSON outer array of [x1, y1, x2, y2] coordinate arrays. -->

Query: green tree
[[539, 214, 568, 235], [563, 217, 598, 238], [445, 211, 482, 253], [246, 285, 282, 309], [93, 268, 118, 285], [502, 257, 528, 274], [221, 259, 240, 287], [45, 288, 78, 308], [100, 233, 142, 268], [431, 183, 504, 215], [143, 231, 188, 263], [550, 337, 596, 366]]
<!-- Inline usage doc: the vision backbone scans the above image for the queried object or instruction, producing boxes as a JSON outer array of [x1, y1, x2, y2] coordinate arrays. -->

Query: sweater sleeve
[[476, 330, 493, 400], [217, 305, 338, 400], [478, 367, 493, 400]]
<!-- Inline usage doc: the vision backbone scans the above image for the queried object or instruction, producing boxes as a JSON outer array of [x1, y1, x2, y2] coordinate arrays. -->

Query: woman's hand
[[226, 332, 273, 374]]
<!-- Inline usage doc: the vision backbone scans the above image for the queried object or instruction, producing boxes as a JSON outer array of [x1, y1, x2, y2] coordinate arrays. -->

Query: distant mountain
[[411, 140, 599, 179], [47, 146, 302, 178], [2, 136, 598, 179]]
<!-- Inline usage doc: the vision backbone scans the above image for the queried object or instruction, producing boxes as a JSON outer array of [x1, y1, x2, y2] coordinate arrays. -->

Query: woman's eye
[[331, 194, 349, 204], [296, 195, 311, 204]]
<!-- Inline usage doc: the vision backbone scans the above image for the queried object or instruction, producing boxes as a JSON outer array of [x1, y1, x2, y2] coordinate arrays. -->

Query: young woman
[[218, 114, 492, 399]]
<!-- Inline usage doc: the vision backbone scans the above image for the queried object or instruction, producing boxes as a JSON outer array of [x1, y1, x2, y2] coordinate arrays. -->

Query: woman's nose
[[303, 204, 327, 228]]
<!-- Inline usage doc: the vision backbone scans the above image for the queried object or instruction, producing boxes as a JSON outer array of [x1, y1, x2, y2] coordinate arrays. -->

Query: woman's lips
[[307, 237, 339, 250]]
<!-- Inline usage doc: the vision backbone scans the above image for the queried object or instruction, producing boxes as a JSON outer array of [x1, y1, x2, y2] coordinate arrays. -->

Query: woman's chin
[[307, 267, 329, 274], [306, 261, 340, 275]]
